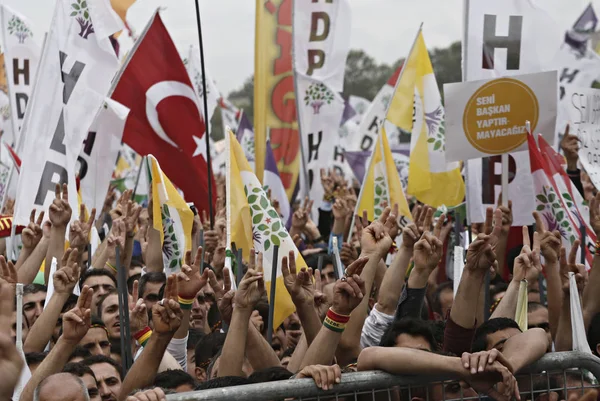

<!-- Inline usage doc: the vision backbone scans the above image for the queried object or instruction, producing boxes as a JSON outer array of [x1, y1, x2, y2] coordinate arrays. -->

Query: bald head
[[34, 373, 90, 401]]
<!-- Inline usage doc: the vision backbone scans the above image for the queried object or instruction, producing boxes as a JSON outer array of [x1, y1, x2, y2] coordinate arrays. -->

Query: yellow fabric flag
[[356, 128, 411, 223], [515, 280, 528, 332], [386, 31, 464, 208], [254, 0, 300, 200], [110, 0, 135, 23], [226, 130, 297, 330], [149, 155, 193, 275]]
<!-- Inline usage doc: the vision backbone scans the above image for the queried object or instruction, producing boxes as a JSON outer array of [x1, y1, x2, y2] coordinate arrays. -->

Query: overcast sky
[[2, 0, 596, 95]]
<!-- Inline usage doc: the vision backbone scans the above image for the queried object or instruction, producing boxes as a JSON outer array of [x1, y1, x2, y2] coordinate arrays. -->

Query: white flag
[[0, 5, 40, 146], [464, 0, 560, 226], [186, 44, 219, 125], [79, 99, 130, 214], [294, 0, 351, 218], [14, 0, 123, 226]]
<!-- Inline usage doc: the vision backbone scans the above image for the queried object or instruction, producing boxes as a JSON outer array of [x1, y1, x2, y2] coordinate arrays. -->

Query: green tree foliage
[[212, 41, 461, 139]]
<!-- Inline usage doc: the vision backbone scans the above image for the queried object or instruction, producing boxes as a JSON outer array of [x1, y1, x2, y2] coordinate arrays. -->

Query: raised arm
[[24, 249, 81, 353], [21, 286, 94, 401], [68, 204, 96, 273], [218, 266, 265, 377], [300, 257, 367, 370], [45, 184, 72, 284], [15, 210, 44, 282], [534, 211, 562, 341], [337, 210, 394, 365], [583, 192, 600, 329], [119, 275, 183, 400]]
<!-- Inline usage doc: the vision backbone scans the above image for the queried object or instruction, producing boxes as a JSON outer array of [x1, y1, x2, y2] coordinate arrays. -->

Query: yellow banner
[[254, 0, 299, 200]]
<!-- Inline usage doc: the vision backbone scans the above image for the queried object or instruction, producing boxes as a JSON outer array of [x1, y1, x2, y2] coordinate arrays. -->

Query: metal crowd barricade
[[167, 352, 600, 401]]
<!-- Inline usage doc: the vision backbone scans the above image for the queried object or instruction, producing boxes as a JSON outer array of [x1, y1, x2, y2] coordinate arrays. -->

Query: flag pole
[[267, 245, 279, 345], [193, 0, 215, 230]]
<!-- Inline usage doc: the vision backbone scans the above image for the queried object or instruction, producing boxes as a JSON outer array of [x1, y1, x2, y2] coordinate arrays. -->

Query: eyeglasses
[[528, 322, 550, 332]]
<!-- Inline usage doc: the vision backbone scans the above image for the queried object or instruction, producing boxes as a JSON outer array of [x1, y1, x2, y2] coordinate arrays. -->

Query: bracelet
[[106, 262, 117, 273], [133, 326, 152, 347], [178, 296, 194, 310], [323, 308, 350, 333]]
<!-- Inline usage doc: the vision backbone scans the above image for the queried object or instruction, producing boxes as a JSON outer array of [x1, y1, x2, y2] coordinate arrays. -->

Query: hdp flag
[[149, 155, 193, 275], [386, 30, 464, 208], [226, 130, 297, 329], [355, 128, 411, 225]]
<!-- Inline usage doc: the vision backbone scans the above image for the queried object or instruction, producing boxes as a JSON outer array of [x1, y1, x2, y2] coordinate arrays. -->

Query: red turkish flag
[[111, 12, 216, 216]]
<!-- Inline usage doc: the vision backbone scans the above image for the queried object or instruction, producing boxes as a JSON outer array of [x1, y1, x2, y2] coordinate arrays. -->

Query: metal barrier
[[167, 352, 600, 401]]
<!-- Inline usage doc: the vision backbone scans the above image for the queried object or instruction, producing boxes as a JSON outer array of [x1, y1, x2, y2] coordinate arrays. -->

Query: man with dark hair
[[25, 351, 48, 375], [63, 362, 100, 401], [23, 283, 47, 326], [153, 369, 196, 393], [78, 317, 111, 357], [248, 366, 293, 383], [82, 355, 123, 401], [528, 302, 551, 351], [96, 290, 119, 338], [186, 329, 204, 376], [194, 376, 251, 391], [194, 332, 226, 382], [431, 281, 454, 321], [471, 317, 522, 352], [69, 346, 93, 364], [379, 317, 438, 351], [127, 274, 141, 295], [79, 269, 117, 312], [138, 272, 166, 312]]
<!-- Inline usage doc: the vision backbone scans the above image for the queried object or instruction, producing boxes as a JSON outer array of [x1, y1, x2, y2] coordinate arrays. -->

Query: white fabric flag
[[464, 0, 560, 225], [570, 272, 592, 353], [186, 44, 219, 125], [294, 0, 351, 218], [13, 0, 123, 226], [0, 5, 40, 146], [79, 99, 129, 214]]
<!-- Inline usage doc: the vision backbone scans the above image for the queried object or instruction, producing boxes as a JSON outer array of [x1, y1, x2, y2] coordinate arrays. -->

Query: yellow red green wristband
[[178, 296, 194, 310]]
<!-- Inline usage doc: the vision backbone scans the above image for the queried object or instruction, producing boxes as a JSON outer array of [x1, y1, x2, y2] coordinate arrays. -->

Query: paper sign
[[564, 86, 600, 189], [444, 71, 558, 162]]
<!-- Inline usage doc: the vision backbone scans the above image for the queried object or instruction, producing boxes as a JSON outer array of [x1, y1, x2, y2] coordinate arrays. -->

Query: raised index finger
[[521, 226, 530, 248], [568, 240, 580, 266], [433, 214, 445, 238], [532, 211, 546, 234]]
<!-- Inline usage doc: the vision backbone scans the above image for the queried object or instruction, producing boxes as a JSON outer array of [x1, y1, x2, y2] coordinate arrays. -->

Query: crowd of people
[[0, 133, 599, 401]]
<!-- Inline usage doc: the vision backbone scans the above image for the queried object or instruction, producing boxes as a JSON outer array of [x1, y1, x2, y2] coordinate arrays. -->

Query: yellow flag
[[110, 0, 135, 23], [356, 128, 411, 223], [387, 31, 464, 208], [149, 155, 193, 275], [226, 130, 297, 330]]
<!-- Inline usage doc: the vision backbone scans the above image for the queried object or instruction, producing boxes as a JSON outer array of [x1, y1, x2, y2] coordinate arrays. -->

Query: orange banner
[[254, 0, 299, 199]]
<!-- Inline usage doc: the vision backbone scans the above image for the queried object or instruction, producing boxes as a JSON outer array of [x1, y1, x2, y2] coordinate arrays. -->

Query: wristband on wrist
[[106, 262, 117, 273], [178, 296, 194, 310], [133, 326, 152, 347], [323, 308, 350, 333]]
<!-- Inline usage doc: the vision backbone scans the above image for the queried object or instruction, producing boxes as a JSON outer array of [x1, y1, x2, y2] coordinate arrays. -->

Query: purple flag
[[340, 97, 357, 127], [345, 148, 409, 183], [236, 111, 254, 142]]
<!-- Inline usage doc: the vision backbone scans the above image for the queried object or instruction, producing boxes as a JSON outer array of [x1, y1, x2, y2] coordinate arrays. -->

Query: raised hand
[[560, 242, 587, 294], [560, 125, 580, 170], [533, 211, 561, 264], [340, 242, 358, 266], [382, 203, 400, 239], [152, 275, 183, 335], [123, 200, 142, 235], [203, 230, 219, 255], [0, 257, 17, 285], [282, 250, 314, 307], [54, 248, 81, 294], [320, 168, 336, 197], [465, 209, 502, 274], [332, 197, 350, 221], [360, 208, 393, 257], [62, 286, 93, 344], [513, 226, 541, 282], [177, 248, 209, 300], [129, 280, 148, 334], [313, 269, 329, 321], [69, 204, 96, 249], [234, 268, 265, 311], [292, 197, 312, 229], [102, 186, 117, 215], [413, 227, 445, 272], [331, 257, 368, 316], [208, 266, 233, 324], [49, 183, 72, 228], [590, 192, 600, 237], [107, 219, 126, 252], [0, 283, 22, 400], [21, 209, 44, 250]]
